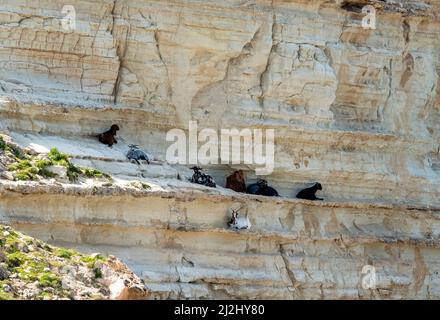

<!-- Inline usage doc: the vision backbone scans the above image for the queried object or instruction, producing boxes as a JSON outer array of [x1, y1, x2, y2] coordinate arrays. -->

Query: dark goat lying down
[[98, 124, 119, 147], [246, 179, 279, 197], [296, 182, 323, 201], [225, 170, 246, 193], [190, 166, 216, 188]]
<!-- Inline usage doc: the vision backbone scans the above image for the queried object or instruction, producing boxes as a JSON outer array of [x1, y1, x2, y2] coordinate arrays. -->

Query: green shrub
[[15, 171, 35, 181], [28, 167, 38, 174], [6, 144, 25, 159], [0, 136, 5, 151], [80, 254, 105, 269], [6, 252, 27, 268], [38, 273, 61, 288], [36, 291, 53, 300], [5, 146, 111, 183], [15, 166, 38, 181], [46, 148, 83, 182], [54, 248, 75, 259], [93, 267, 103, 279], [0, 290, 14, 300], [35, 159, 52, 170], [48, 148, 69, 164], [15, 172, 32, 181], [7, 160, 32, 171], [36, 159, 56, 178], [84, 168, 99, 178], [141, 182, 151, 190], [83, 168, 110, 179], [67, 163, 82, 182]]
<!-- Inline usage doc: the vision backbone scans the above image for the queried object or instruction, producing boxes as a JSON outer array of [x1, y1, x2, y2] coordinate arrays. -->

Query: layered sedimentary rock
[[0, 0, 439, 299], [0, 0, 439, 204], [1, 181, 440, 299]]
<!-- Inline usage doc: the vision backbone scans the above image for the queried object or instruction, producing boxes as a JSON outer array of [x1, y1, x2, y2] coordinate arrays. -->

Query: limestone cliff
[[0, 0, 439, 299]]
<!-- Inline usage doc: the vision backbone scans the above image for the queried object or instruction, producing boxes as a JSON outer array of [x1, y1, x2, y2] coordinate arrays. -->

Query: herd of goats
[[97, 124, 324, 200], [97, 124, 324, 229]]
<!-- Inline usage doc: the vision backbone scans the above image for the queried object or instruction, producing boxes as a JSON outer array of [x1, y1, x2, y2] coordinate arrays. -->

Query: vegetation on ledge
[[1, 141, 112, 183]]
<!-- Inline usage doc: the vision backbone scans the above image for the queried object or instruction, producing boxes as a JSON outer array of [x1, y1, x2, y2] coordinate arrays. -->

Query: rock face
[[1, 182, 440, 299], [0, 0, 439, 299], [0, 0, 439, 205], [0, 224, 148, 300]]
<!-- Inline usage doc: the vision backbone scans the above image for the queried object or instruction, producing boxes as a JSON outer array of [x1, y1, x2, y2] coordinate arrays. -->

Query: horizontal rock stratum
[[0, 0, 439, 299]]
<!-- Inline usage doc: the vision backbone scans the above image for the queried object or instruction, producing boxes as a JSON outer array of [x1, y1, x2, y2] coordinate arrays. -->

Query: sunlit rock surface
[[0, 0, 439, 299]]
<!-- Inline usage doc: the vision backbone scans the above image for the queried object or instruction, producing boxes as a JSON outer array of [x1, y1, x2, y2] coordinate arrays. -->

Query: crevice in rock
[[413, 247, 428, 294], [79, 69, 84, 92], [153, 30, 172, 98], [400, 53, 414, 88], [379, 58, 393, 122], [403, 19, 411, 44], [112, 67, 122, 105], [110, 0, 117, 36], [279, 244, 298, 298], [110, 0, 130, 104], [258, 14, 278, 110]]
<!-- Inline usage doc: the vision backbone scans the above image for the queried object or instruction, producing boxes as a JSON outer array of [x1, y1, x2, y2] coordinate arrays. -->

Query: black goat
[[246, 179, 279, 197], [296, 182, 323, 201], [190, 166, 216, 188]]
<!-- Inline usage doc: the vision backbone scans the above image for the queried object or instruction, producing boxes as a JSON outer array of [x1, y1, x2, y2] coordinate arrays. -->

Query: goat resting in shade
[[225, 170, 246, 193], [246, 179, 279, 197], [296, 182, 323, 201], [98, 124, 119, 147]]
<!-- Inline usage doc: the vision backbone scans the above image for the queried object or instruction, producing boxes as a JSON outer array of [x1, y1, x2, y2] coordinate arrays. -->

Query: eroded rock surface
[[0, 0, 439, 205], [0, 0, 439, 299]]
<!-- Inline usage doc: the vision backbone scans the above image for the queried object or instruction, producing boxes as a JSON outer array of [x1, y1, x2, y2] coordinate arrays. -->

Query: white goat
[[228, 207, 251, 230]]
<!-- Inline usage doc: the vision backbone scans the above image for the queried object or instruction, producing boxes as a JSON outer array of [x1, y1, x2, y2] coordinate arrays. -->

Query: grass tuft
[[7, 160, 32, 171], [83, 168, 111, 179], [6, 251, 27, 268], [4, 146, 112, 183], [0, 136, 5, 151], [48, 148, 69, 164], [38, 273, 61, 289], [54, 248, 77, 259]]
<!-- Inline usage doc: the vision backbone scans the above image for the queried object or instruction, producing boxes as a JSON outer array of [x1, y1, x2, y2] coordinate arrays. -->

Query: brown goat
[[98, 124, 120, 147], [225, 170, 246, 193]]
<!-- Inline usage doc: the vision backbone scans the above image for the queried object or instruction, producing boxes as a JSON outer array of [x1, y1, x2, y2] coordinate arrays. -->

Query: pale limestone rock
[[261, 43, 337, 118], [0, 0, 439, 300], [99, 255, 148, 300], [46, 165, 67, 179], [0, 0, 438, 206]]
